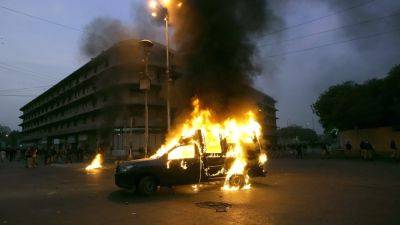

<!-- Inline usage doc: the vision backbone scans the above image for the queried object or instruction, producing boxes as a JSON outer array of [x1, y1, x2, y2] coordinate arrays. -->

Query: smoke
[[325, 0, 400, 50], [171, 0, 279, 113], [78, 0, 281, 123], [257, 0, 400, 131], [80, 17, 131, 58], [80, 2, 164, 58]]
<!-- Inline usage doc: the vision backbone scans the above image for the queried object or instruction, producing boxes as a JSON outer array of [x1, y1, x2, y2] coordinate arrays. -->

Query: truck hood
[[118, 158, 162, 168]]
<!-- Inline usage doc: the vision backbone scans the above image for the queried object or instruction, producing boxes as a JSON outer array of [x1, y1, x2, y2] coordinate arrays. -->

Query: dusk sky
[[1, 0, 400, 133]]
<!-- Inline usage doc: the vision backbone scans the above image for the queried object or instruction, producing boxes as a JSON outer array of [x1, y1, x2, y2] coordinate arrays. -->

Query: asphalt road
[[0, 159, 399, 225]]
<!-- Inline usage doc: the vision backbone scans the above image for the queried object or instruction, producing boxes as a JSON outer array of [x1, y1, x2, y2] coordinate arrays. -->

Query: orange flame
[[85, 154, 102, 171], [151, 98, 264, 190]]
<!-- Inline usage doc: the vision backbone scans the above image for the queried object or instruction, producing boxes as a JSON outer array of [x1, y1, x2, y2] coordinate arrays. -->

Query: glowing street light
[[149, 0, 158, 9]]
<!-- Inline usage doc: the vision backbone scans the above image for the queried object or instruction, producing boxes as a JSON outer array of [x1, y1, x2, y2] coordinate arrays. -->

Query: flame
[[151, 98, 264, 190], [166, 160, 171, 169], [85, 154, 102, 171], [161, 0, 171, 6], [259, 153, 268, 165], [180, 160, 188, 170]]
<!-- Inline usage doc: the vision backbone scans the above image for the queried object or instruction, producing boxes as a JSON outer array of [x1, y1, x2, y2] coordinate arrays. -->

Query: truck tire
[[138, 176, 157, 196], [229, 174, 245, 188]]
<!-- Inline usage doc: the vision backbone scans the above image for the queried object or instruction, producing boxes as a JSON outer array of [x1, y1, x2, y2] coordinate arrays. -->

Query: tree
[[277, 125, 318, 144], [313, 64, 400, 132], [0, 124, 20, 148], [0, 124, 11, 136]]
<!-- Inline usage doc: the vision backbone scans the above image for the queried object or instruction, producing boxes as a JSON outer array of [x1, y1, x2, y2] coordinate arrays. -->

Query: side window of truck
[[168, 145, 195, 160]]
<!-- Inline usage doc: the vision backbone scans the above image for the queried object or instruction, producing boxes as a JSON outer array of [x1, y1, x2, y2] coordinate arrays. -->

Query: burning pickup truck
[[115, 129, 267, 195], [115, 99, 267, 195]]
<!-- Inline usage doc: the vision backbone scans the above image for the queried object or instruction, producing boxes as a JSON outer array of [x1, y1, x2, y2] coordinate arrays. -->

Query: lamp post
[[165, 14, 171, 132], [139, 39, 154, 158], [149, 0, 179, 132]]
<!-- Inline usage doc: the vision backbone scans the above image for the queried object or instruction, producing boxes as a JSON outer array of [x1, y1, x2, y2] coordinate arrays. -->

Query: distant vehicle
[[115, 130, 266, 195]]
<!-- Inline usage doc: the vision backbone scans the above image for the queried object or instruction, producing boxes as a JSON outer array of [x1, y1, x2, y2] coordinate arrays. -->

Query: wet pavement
[[0, 159, 400, 225]]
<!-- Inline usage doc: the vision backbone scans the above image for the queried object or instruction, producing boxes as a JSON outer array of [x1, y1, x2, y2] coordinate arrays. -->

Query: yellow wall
[[339, 127, 400, 154]]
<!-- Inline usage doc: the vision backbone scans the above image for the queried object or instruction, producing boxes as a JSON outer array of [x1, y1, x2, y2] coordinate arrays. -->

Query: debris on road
[[195, 201, 232, 212]]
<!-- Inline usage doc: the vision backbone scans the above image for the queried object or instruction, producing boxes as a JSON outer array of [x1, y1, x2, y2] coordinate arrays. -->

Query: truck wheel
[[229, 174, 245, 188], [138, 176, 157, 196]]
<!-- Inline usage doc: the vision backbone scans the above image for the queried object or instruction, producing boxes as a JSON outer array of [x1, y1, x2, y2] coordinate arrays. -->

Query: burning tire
[[228, 174, 245, 188], [138, 176, 157, 196]]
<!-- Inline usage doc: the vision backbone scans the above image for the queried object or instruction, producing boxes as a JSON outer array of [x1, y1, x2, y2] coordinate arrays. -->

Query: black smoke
[[80, 2, 165, 58], [173, 0, 279, 113], [80, 17, 131, 58]]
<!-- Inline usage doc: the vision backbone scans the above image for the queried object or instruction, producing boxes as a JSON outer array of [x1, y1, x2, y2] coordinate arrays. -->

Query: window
[[168, 145, 196, 160]]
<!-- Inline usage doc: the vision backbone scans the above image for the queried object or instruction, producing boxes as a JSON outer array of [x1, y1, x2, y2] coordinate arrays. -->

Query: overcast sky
[[1, 0, 399, 133]]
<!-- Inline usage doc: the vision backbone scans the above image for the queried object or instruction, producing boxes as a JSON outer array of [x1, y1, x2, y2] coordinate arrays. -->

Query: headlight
[[118, 164, 136, 173]]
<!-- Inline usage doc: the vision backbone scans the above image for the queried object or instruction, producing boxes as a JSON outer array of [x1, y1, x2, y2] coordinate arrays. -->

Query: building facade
[[19, 39, 277, 157]]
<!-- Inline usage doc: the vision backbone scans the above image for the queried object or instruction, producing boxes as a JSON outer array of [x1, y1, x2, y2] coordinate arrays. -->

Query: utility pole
[[139, 40, 154, 158]]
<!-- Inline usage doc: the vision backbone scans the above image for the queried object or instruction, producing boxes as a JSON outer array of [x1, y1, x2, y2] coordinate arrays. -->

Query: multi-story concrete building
[[248, 88, 278, 147], [19, 39, 277, 157]]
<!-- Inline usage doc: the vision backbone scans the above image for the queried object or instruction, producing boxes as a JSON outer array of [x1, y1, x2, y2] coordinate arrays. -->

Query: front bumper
[[114, 173, 135, 189]]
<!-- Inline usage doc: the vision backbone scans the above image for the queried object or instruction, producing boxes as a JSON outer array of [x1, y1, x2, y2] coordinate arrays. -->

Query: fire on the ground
[[85, 153, 102, 171]]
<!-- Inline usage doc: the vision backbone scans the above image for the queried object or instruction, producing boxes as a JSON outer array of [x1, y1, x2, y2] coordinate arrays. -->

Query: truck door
[[164, 144, 200, 185]]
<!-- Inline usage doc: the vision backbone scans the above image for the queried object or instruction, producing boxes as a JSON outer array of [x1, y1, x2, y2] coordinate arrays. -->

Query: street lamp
[[148, 0, 181, 132], [139, 39, 154, 158], [165, 14, 171, 133]]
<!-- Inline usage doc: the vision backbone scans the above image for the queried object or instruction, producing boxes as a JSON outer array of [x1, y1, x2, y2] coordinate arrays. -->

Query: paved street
[[1, 159, 399, 225]]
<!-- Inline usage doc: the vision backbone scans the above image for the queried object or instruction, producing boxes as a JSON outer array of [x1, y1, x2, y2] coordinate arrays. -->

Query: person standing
[[128, 145, 133, 160], [65, 145, 72, 163], [345, 141, 352, 153], [25, 148, 32, 168], [296, 144, 303, 159], [8, 148, 15, 162], [390, 139, 399, 161], [0, 148, 6, 162], [31, 147, 38, 168], [44, 148, 49, 165]]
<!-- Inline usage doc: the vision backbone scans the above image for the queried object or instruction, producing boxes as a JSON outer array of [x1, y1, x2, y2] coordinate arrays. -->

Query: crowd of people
[[270, 143, 309, 159], [270, 139, 399, 161], [0, 148, 19, 163], [0, 146, 87, 168]]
